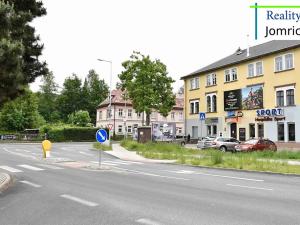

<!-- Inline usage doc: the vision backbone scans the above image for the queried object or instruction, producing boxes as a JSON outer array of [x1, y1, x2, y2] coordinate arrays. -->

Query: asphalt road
[[1, 142, 300, 225]]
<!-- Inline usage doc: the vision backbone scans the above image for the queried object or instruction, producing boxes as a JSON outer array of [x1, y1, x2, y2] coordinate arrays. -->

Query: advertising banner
[[242, 85, 263, 110], [152, 122, 176, 141], [224, 89, 242, 111]]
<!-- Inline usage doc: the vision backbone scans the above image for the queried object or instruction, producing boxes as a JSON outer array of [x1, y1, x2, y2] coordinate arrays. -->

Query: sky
[[30, 0, 296, 93]]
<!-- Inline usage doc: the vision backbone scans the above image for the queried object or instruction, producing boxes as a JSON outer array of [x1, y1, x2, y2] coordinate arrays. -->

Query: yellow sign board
[[42, 140, 52, 151]]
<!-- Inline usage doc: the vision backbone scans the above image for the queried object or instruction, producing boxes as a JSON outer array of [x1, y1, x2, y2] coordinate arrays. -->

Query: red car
[[235, 139, 277, 152]]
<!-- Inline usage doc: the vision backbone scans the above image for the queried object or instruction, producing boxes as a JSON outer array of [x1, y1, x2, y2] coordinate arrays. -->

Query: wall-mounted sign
[[205, 117, 219, 124], [225, 117, 239, 123], [255, 116, 286, 122], [224, 89, 242, 111], [242, 85, 263, 110], [237, 111, 244, 117], [256, 108, 284, 117]]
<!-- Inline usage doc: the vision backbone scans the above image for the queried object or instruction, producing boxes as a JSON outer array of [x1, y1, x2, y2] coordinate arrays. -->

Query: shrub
[[48, 127, 102, 142]]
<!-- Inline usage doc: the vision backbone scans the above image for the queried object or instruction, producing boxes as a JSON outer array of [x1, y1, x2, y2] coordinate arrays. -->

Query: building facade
[[182, 40, 300, 143], [96, 89, 184, 135]]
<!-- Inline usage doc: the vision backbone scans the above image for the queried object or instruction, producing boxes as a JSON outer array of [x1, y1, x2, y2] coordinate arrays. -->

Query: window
[[288, 123, 295, 141], [98, 111, 102, 120], [106, 109, 111, 119], [248, 64, 254, 77], [128, 109, 132, 118], [179, 112, 183, 120], [275, 86, 295, 107], [276, 90, 284, 107], [171, 112, 175, 120], [190, 100, 199, 114], [178, 128, 182, 134], [275, 53, 294, 72], [118, 109, 123, 118], [256, 62, 263, 75], [286, 89, 295, 106], [118, 125, 123, 133], [206, 73, 216, 86], [206, 93, 217, 112], [249, 124, 255, 138], [127, 126, 132, 133], [151, 112, 156, 119], [190, 77, 199, 90], [224, 68, 237, 82], [277, 123, 285, 141], [207, 125, 217, 136], [258, 124, 264, 138], [137, 112, 141, 118], [285, 54, 293, 69]]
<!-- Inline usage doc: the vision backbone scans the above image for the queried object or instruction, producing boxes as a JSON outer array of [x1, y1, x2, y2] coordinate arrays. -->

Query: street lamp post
[[97, 59, 112, 142]]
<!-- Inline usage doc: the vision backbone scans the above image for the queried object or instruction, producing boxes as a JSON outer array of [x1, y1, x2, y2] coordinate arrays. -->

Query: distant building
[[96, 89, 184, 135]]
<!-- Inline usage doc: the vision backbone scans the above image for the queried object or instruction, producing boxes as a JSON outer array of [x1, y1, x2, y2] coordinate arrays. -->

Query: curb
[[0, 173, 13, 193]]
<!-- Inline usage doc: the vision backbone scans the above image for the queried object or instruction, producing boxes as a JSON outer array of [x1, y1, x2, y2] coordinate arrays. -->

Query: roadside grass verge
[[93, 142, 112, 151], [120, 140, 300, 174]]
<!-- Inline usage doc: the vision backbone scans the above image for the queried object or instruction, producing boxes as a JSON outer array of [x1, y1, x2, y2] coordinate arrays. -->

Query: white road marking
[[79, 151, 93, 156], [170, 170, 264, 182], [20, 180, 41, 188], [0, 166, 23, 173], [101, 162, 119, 166], [36, 164, 63, 170], [2, 147, 37, 160], [18, 165, 44, 171], [118, 168, 190, 181], [103, 160, 131, 165], [136, 218, 162, 225], [226, 184, 273, 191], [60, 194, 98, 207]]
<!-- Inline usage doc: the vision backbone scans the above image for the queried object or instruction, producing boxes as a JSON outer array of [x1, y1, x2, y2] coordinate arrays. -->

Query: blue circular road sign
[[96, 129, 108, 143]]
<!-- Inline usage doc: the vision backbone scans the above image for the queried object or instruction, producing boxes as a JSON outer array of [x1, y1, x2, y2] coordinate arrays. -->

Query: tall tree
[[37, 72, 60, 122], [57, 74, 83, 121], [0, 0, 47, 105], [119, 52, 176, 125], [0, 90, 45, 131], [86, 70, 109, 124]]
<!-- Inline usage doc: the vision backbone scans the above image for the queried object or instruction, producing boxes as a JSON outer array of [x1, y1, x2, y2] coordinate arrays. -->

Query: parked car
[[235, 139, 277, 152], [197, 136, 215, 149], [211, 137, 240, 152]]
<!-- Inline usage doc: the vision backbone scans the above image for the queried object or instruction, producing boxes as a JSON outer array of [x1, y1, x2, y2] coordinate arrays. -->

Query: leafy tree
[[0, 0, 47, 106], [57, 74, 83, 121], [0, 90, 45, 131], [85, 70, 109, 124], [119, 51, 175, 125], [68, 110, 91, 127], [37, 72, 60, 122]]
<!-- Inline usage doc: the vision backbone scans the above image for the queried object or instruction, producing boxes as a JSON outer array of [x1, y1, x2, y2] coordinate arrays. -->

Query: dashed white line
[[36, 164, 63, 170], [79, 151, 93, 156], [60, 194, 98, 207], [226, 184, 273, 191], [18, 165, 44, 171], [0, 166, 23, 173], [136, 218, 162, 225], [20, 180, 42, 188]]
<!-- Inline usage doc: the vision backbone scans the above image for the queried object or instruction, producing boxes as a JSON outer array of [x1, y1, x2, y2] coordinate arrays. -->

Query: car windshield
[[244, 139, 258, 144]]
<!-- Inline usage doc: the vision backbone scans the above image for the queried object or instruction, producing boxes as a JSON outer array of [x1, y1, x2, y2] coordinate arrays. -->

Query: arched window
[[207, 96, 211, 112], [212, 95, 217, 112]]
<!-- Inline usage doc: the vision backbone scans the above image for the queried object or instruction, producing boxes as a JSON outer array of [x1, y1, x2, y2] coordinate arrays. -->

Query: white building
[[96, 89, 184, 135]]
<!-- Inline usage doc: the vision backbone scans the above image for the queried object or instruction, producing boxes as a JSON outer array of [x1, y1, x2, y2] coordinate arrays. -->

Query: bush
[[48, 127, 105, 142]]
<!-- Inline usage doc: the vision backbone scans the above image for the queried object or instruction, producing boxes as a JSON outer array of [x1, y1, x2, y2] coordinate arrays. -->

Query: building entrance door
[[230, 123, 237, 139], [192, 126, 198, 138]]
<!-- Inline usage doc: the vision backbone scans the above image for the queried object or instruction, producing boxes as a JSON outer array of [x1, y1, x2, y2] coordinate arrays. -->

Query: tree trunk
[[146, 112, 150, 126]]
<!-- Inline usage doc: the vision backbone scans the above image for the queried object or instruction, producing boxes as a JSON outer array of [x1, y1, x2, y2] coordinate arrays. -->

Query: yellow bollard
[[42, 140, 52, 158]]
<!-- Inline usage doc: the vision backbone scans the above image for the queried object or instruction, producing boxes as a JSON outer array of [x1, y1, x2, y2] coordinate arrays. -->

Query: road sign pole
[[98, 146, 101, 168], [96, 129, 108, 169]]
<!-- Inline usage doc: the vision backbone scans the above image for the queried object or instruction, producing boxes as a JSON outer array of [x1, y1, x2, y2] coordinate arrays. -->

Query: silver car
[[197, 136, 216, 149], [211, 137, 240, 152]]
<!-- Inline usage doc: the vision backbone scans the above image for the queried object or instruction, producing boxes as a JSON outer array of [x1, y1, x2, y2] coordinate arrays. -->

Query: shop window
[[213, 125, 217, 136], [207, 125, 212, 136], [249, 124, 255, 138], [258, 124, 264, 138], [277, 123, 285, 141], [288, 123, 295, 141], [207, 125, 217, 137]]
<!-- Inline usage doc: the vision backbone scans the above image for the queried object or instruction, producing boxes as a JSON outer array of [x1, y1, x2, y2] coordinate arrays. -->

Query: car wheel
[[220, 146, 227, 152]]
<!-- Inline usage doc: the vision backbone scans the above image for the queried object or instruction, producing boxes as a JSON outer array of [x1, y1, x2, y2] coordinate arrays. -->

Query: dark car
[[235, 139, 277, 152]]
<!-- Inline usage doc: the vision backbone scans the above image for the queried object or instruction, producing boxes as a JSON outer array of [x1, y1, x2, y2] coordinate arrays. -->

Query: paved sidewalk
[[105, 144, 176, 163], [0, 173, 12, 193]]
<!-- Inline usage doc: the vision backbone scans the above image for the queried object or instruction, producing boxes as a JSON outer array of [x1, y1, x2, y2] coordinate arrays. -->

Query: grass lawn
[[120, 140, 300, 174]]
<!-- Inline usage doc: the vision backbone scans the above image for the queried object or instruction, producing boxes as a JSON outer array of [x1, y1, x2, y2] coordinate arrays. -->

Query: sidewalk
[[0, 173, 12, 193], [105, 144, 176, 163]]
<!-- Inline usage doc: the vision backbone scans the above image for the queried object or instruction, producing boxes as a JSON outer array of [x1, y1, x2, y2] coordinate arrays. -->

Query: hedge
[[47, 127, 110, 142]]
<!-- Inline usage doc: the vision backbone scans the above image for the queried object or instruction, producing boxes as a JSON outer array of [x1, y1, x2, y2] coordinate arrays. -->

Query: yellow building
[[181, 40, 300, 144]]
